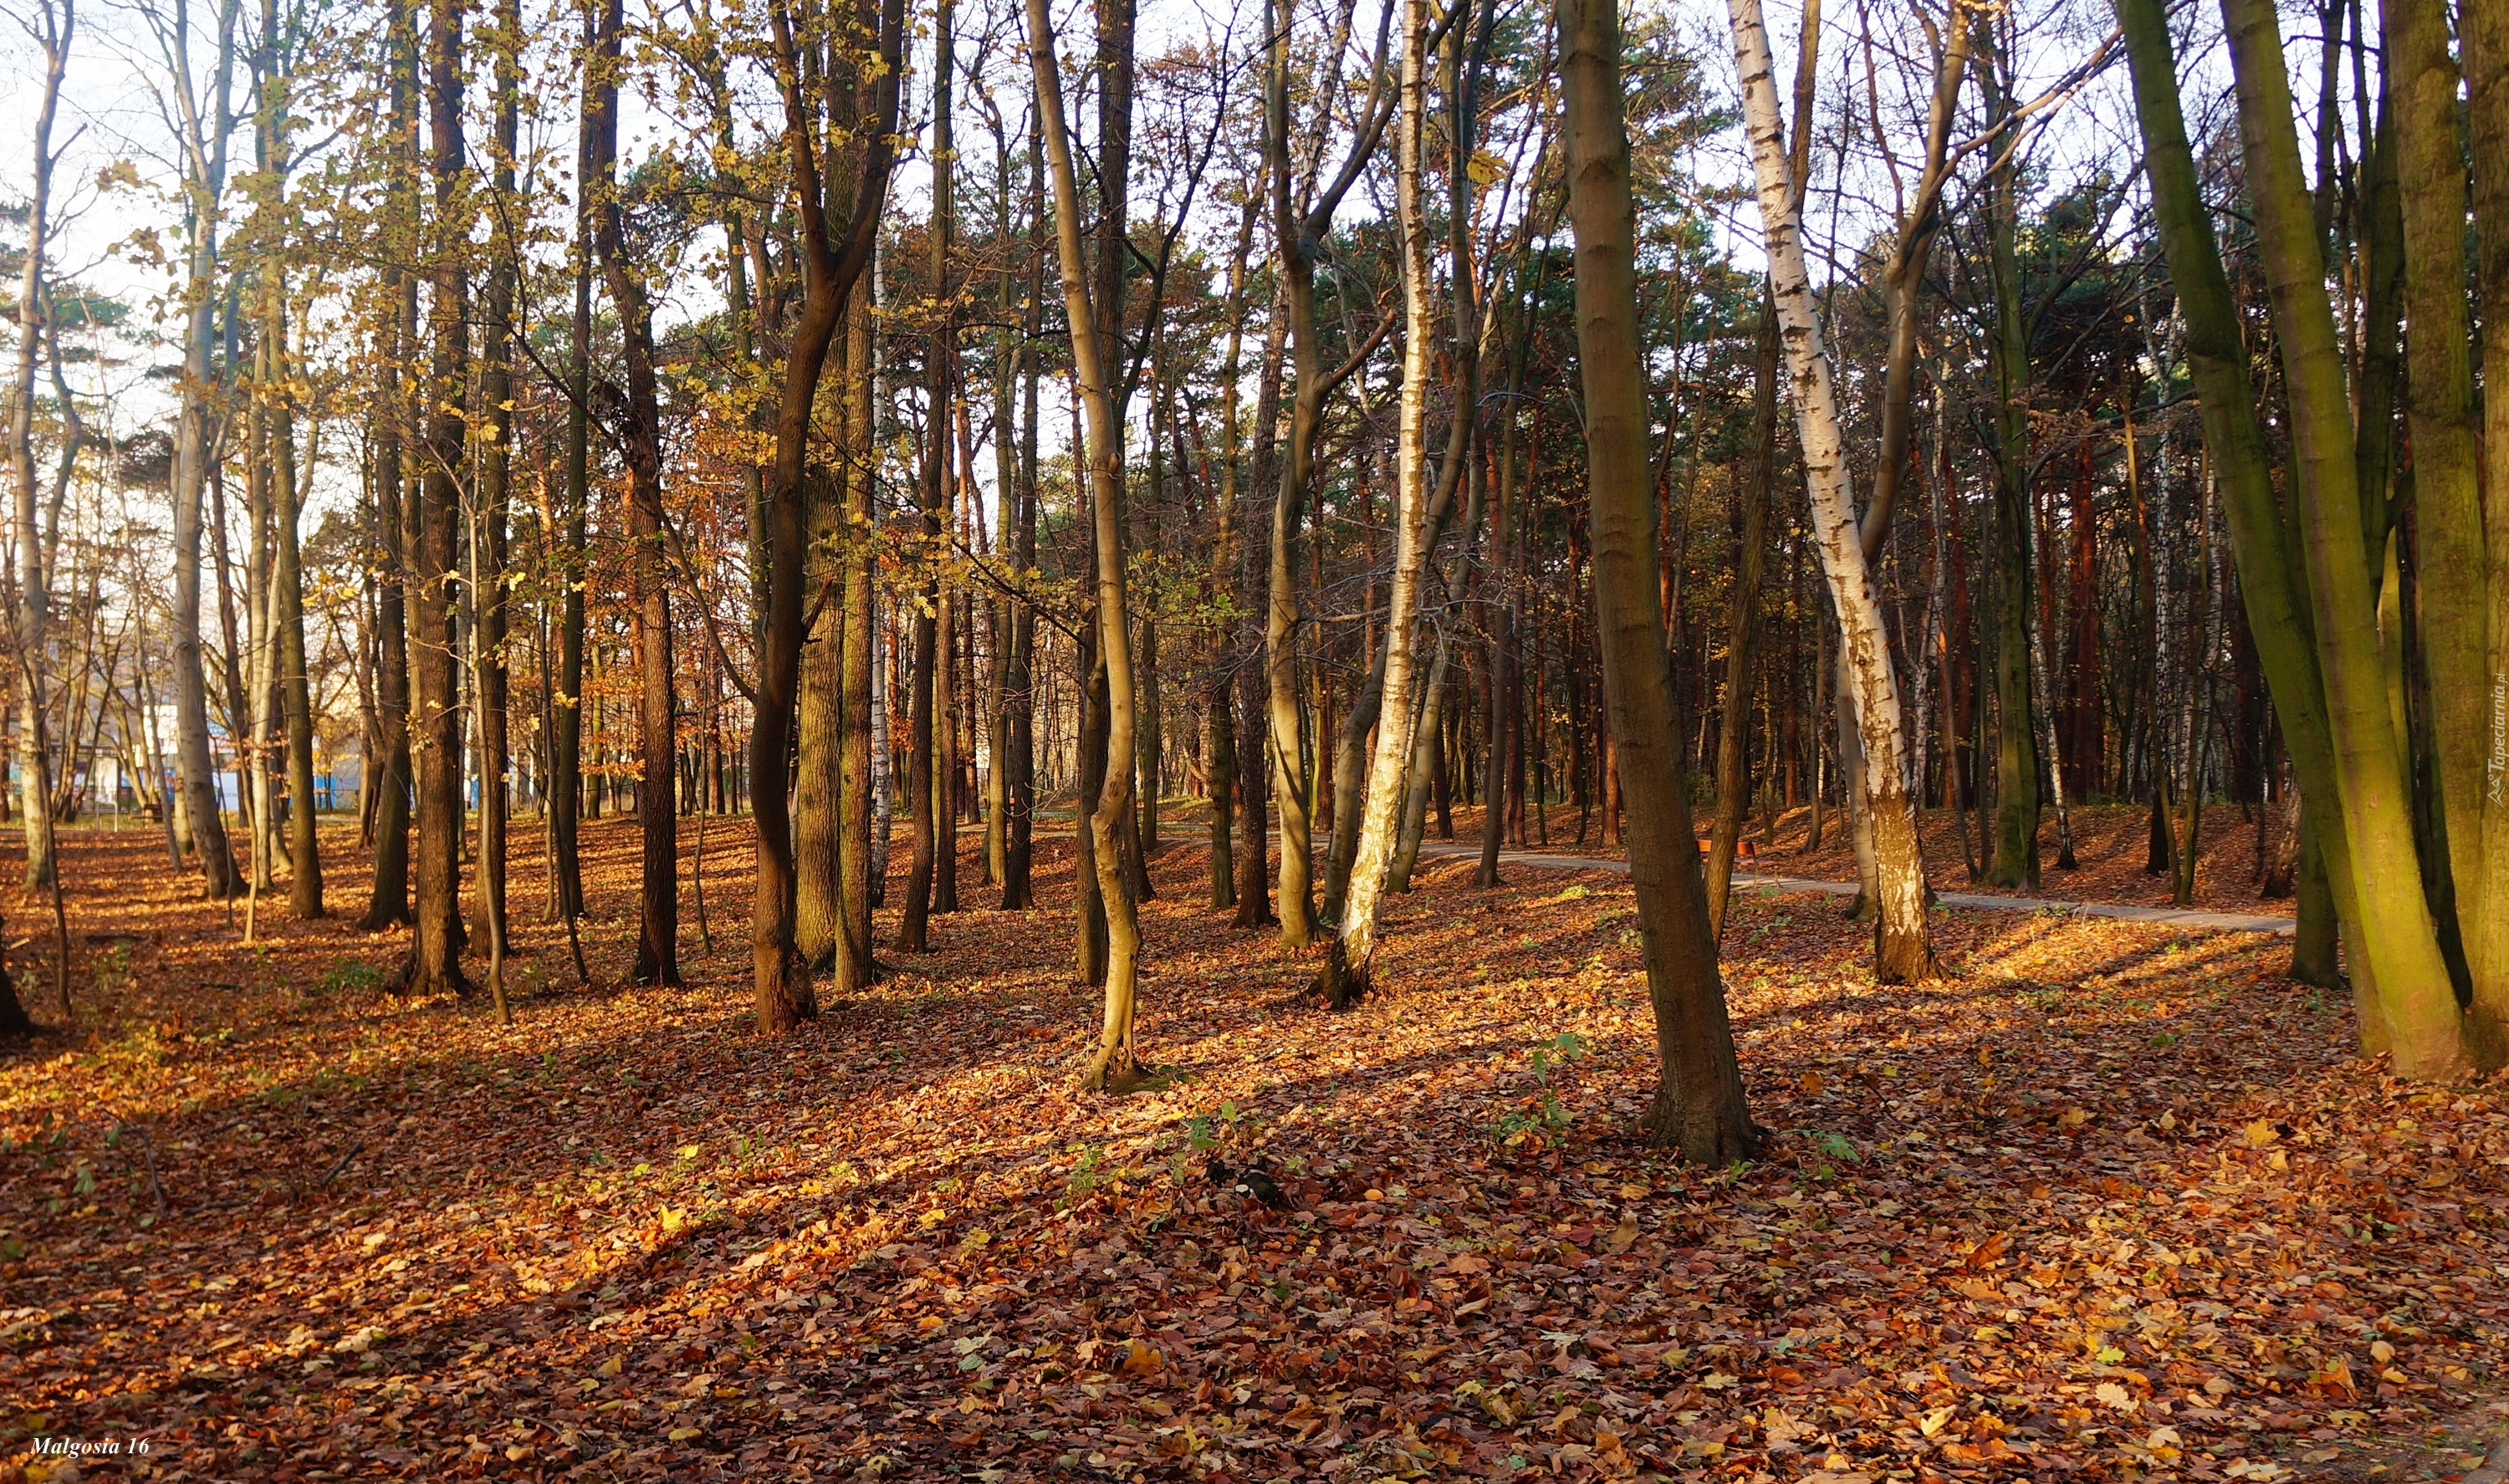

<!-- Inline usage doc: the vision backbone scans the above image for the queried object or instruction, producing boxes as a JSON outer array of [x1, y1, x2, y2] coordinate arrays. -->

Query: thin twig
[[315, 1140, 364, 1191]]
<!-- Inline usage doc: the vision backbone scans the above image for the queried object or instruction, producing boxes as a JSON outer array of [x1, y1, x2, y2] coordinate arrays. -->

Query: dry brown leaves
[[2, 817, 2503, 1483]]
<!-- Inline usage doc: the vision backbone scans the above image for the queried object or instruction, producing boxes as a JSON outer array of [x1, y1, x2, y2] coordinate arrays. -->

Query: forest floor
[[1402, 802, 2293, 921], [4, 813, 2506, 1484]]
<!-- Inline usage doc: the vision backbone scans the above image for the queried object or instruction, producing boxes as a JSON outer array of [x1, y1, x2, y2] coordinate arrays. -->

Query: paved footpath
[[1410, 840, 2297, 938]]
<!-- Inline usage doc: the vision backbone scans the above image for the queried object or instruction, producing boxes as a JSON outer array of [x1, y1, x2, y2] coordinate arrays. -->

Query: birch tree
[[1316, 0, 1433, 1009], [1725, 0, 1935, 982]]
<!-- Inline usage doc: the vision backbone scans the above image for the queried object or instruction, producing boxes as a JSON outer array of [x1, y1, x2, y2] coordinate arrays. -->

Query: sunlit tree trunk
[[470, 0, 519, 1010], [1727, 0, 1935, 982], [754, 0, 902, 1032], [7, 0, 71, 895], [2124, 0, 2471, 1076], [1029, 0, 1147, 1089], [169, 0, 244, 901], [1316, 0, 1434, 1007], [2385, 0, 2495, 1017], [397, 0, 470, 998], [2220, 0, 2474, 1075]]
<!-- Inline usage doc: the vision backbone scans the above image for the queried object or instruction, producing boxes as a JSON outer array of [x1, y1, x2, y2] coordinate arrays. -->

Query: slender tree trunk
[[1727, 0, 1935, 982], [1204, 196, 1260, 910], [1563, 0, 1760, 1161], [587, 0, 679, 987], [397, 0, 470, 998], [471, 0, 519, 1011], [359, 264, 413, 929], [1317, 0, 1434, 1007], [1979, 28, 2041, 894], [1030, 0, 1147, 1089], [999, 148, 1040, 912], [1706, 295, 1779, 940], [7, 0, 70, 896], [754, 0, 902, 1031], [838, 284, 881, 980], [170, 0, 243, 902], [549, 0, 591, 934], [1233, 284, 1285, 929]]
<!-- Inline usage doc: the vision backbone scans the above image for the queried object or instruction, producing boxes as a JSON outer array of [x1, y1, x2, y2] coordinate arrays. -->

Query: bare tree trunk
[[1727, 0, 1935, 982], [754, 0, 902, 1032], [1562, 0, 1760, 1161], [1316, 0, 1434, 1008], [397, 0, 470, 998], [2463, 0, 2509, 1022], [1029, 0, 1147, 1090], [169, 0, 243, 901], [469, 0, 519, 1012], [1706, 296, 1778, 940], [7, 0, 72, 895]]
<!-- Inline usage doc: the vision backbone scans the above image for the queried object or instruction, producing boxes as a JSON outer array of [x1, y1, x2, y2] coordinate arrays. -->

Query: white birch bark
[[1725, 0, 1934, 977], [1320, 0, 1434, 1002]]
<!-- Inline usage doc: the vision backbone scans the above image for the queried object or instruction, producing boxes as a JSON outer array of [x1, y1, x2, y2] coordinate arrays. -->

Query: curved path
[[1410, 839, 2298, 937]]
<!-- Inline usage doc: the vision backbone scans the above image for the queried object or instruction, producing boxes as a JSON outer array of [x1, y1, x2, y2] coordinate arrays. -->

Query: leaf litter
[[3, 818, 2506, 1482]]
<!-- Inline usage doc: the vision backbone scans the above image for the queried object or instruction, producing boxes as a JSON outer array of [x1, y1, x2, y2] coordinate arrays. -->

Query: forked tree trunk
[[1263, 0, 1393, 946], [1316, 0, 1434, 1009], [1561, 0, 1760, 1162], [2123, 0, 2471, 1075], [1726, 0, 1935, 982], [754, 0, 902, 1032], [1030, 0, 1147, 1091], [2212, 0, 2471, 1075]]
